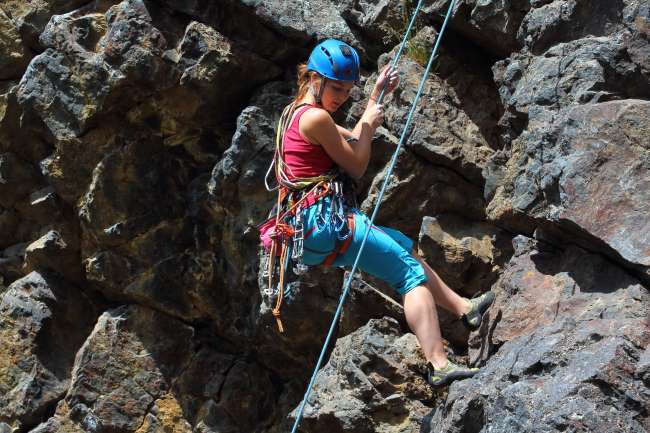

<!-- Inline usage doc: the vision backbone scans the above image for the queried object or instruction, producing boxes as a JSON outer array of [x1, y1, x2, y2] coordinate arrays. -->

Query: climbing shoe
[[426, 360, 479, 387], [461, 291, 495, 330]]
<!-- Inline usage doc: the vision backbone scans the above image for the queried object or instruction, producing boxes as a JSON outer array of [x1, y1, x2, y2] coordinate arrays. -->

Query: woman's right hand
[[362, 103, 384, 130], [371, 65, 400, 99]]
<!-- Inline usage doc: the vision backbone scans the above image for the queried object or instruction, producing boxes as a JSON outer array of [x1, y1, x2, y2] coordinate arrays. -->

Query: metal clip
[[315, 194, 327, 232], [293, 262, 309, 275], [284, 281, 300, 302], [292, 210, 304, 260]]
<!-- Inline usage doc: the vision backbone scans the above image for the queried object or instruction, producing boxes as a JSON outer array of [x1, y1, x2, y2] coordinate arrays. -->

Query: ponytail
[[293, 63, 311, 104]]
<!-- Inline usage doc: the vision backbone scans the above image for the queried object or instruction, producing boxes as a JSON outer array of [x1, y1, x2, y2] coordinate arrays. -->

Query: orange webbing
[[322, 214, 356, 266], [272, 240, 289, 333], [266, 180, 334, 333], [275, 181, 330, 223]]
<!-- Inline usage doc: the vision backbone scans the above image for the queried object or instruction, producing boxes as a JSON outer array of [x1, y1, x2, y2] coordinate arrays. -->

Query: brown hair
[[294, 62, 313, 104]]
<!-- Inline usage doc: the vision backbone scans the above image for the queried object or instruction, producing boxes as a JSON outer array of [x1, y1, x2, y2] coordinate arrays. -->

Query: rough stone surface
[[0, 0, 648, 432], [487, 100, 650, 281], [289, 318, 436, 433], [0, 8, 30, 80], [0, 0, 91, 50], [431, 236, 650, 433], [24, 230, 83, 283], [0, 272, 98, 432], [29, 305, 278, 433], [424, 0, 532, 57], [418, 215, 512, 347]]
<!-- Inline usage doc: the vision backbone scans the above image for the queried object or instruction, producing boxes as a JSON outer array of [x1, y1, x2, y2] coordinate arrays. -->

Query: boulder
[[430, 236, 650, 433], [0, 272, 98, 431], [288, 318, 435, 433], [24, 230, 83, 283], [487, 100, 650, 283], [31, 305, 278, 433]]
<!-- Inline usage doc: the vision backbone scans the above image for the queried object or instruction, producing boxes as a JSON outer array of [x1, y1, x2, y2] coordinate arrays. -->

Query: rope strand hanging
[[290, 0, 459, 431]]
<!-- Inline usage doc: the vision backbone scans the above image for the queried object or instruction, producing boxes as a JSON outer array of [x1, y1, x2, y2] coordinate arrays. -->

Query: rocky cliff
[[0, 1, 648, 432]]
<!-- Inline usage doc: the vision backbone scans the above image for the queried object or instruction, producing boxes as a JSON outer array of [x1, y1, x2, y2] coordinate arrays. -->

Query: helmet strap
[[315, 77, 327, 105]]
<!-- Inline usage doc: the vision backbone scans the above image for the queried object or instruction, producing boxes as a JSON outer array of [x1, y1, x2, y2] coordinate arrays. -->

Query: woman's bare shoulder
[[299, 107, 338, 145], [300, 106, 332, 126]]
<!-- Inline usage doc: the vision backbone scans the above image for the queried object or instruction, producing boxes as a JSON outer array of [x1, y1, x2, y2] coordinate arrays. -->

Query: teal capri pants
[[299, 197, 427, 295]]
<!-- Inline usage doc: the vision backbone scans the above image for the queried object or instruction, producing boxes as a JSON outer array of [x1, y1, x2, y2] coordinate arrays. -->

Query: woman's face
[[311, 75, 354, 112]]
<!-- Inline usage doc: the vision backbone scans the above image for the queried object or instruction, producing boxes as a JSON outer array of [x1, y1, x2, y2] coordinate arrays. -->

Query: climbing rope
[[290, 0, 459, 431], [349, 272, 404, 310]]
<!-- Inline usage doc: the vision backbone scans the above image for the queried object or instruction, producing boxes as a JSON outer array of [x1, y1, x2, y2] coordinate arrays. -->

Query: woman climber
[[262, 39, 494, 387]]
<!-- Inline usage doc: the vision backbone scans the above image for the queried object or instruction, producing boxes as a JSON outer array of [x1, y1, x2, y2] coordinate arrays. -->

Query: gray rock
[[432, 237, 650, 433], [369, 27, 500, 186], [234, 0, 365, 58], [494, 35, 650, 126], [338, 0, 412, 59], [0, 0, 649, 431], [289, 318, 435, 433], [172, 20, 281, 126], [637, 346, 650, 385], [0, 271, 98, 431], [423, 0, 532, 57], [0, 153, 41, 208], [519, 0, 632, 54], [63, 305, 195, 432], [418, 215, 512, 347], [487, 100, 650, 282], [18, 0, 186, 141], [0, 0, 90, 50], [32, 305, 278, 433], [24, 230, 83, 283]]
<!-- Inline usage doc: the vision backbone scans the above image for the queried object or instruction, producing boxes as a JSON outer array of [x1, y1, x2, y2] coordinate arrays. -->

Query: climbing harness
[[260, 100, 357, 332], [290, 0, 459, 431]]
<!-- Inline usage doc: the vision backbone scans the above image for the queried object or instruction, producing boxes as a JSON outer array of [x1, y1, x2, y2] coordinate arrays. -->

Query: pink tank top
[[283, 105, 335, 179]]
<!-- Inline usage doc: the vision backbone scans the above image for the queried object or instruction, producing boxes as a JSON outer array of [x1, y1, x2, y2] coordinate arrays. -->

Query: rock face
[[289, 318, 435, 433], [0, 272, 98, 432], [488, 100, 650, 280], [434, 236, 650, 433], [0, 0, 648, 432]]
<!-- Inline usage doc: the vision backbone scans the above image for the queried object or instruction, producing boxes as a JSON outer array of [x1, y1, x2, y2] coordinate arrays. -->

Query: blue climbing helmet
[[306, 39, 360, 82]]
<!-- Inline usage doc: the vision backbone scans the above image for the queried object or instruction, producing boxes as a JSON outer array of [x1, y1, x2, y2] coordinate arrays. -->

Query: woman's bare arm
[[301, 108, 378, 179]]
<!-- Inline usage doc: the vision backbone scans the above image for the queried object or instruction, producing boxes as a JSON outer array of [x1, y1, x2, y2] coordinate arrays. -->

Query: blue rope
[[289, 1, 457, 431]]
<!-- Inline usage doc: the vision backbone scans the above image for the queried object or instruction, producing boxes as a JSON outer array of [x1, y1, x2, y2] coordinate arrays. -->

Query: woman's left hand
[[372, 65, 400, 100]]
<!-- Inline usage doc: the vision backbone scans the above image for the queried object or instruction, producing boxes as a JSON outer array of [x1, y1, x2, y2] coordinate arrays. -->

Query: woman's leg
[[403, 284, 448, 368], [412, 251, 471, 317]]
